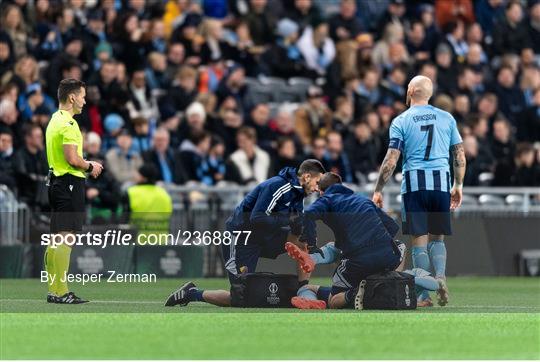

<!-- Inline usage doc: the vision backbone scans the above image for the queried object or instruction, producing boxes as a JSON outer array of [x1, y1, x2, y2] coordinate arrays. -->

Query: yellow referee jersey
[[45, 110, 85, 178]]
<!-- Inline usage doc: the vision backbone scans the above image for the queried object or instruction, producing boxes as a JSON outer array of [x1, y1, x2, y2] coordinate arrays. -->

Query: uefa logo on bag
[[267, 282, 280, 304]]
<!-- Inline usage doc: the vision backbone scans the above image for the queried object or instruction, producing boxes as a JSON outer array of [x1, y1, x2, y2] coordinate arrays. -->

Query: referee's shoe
[[56, 292, 89, 304]]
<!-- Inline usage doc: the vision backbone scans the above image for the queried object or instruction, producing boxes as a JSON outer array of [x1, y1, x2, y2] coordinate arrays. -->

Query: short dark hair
[[23, 123, 41, 138], [297, 159, 326, 176], [57, 78, 85, 103], [319, 172, 342, 192]]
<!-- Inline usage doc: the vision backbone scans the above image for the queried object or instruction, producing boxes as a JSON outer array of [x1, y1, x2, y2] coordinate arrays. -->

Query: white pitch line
[[0, 299, 539, 310]]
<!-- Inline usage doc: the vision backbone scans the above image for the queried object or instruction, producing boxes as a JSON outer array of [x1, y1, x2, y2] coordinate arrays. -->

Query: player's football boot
[[436, 278, 449, 306], [46, 293, 58, 303], [285, 242, 315, 273], [165, 281, 196, 306], [417, 297, 434, 307], [56, 292, 89, 304], [291, 296, 326, 310]]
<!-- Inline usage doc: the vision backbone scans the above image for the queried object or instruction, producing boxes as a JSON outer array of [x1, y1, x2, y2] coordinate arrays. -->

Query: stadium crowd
[[0, 0, 540, 216]]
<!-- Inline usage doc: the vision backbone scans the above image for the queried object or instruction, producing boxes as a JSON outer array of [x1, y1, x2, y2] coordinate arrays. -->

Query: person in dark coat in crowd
[[13, 124, 48, 208], [142, 128, 187, 185]]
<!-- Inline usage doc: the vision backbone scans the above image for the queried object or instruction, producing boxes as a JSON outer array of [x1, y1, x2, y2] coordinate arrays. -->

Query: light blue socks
[[428, 240, 447, 278], [297, 285, 317, 300], [310, 242, 340, 264], [412, 246, 431, 300]]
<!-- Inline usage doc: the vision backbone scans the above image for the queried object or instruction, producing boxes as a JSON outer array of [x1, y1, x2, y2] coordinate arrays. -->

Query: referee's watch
[[86, 162, 93, 173]]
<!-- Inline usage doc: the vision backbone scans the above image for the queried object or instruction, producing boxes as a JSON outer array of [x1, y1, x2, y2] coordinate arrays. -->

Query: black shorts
[[48, 174, 86, 233], [401, 190, 451, 236], [331, 240, 401, 296]]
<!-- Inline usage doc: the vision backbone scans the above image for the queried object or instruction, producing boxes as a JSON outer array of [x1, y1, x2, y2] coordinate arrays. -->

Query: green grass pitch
[[1, 277, 539, 359]]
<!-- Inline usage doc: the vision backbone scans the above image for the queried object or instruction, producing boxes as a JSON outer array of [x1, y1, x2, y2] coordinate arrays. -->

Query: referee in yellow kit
[[44, 79, 103, 304]]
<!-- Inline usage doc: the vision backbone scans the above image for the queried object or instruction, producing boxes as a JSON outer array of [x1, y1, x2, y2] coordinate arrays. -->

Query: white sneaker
[[436, 278, 449, 306]]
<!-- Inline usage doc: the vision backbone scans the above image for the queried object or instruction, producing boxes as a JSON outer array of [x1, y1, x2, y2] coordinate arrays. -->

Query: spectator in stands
[[170, 12, 204, 65], [180, 102, 207, 147], [200, 19, 235, 65], [206, 136, 227, 186], [297, 20, 336, 76], [10, 55, 39, 96], [0, 4, 29, 59], [215, 64, 249, 112], [166, 65, 198, 113], [493, 66, 526, 126], [380, 65, 406, 107], [520, 66, 540, 108], [111, 10, 145, 73], [0, 37, 14, 77], [83, 9, 108, 57], [295, 86, 333, 147], [126, 68, 160, 121], [307, 136, 326, 163], [491, 116, 515, 164], [453, 94, 470, 124], [0, 96, 20, 139], [406, 21, 431, 63], [328, 0, 363, 42], [243, 0, 276, 46], [226, 126, 270, 184], [376, 0, 407, 40], [372, 23, 406, 71], [84, 132, 121, 222], [476, 92, 499, 124], [260, 18, 313, 79], [462, 134, 483, 186], [245, 103, 274, 153], [179, 130, 213, 184], [164, 42, 185, 82], [0, 129, 16, 191], [353, 67, 381, 118], [494, 143, 540, 186], [345, 122, 378, 179], [457, 67, 479, 106], [322, 130, 354, 183], [435, 0, 475, 30], [272, 136, 300, 176], [213, 96, 244, 155], [474, 0, 505, 37], [492, 0, 531, 56], [88, 59, 126, 116], [269, 105, 304, 154], [131, 116, 152, 154], [434, 43, 458, 95], [442, 20, 469, 63], [468, 114, 495, 170], [101, 113, 125, 152], [527, 1, 540, 54], [285, 0, 323, 32], [143, 128, 186, 185], [142, 19, 167, 55], [145, 52, 170, 91], [518, 87, 540, 143], [331, 96, 354, 139], [12, 124, 47, 208], [21, 83, 55, 122], [105, 129, 143, 188]]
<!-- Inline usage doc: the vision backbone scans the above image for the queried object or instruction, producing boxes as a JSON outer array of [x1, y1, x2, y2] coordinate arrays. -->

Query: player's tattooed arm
[[451, 143, 466, 187], [374, 148, 401, 192]]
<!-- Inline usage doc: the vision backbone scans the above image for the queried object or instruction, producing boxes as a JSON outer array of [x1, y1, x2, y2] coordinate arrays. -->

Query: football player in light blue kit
[[372, 76, 467, 307]]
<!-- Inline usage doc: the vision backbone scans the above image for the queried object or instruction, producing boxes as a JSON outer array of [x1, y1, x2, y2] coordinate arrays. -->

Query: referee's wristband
[[86, 162, 93, 173]]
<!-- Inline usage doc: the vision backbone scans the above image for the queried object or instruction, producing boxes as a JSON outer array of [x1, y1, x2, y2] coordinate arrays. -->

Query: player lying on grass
[[288, 241, 443, 309], [285, 172, 448, 309], [164, 159, 325, 307]]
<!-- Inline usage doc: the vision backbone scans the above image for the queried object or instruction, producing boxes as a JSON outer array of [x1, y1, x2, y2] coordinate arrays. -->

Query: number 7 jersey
[[388, 105, 462, 194]]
